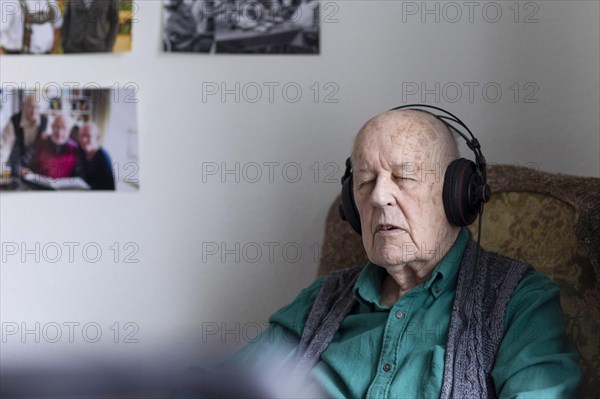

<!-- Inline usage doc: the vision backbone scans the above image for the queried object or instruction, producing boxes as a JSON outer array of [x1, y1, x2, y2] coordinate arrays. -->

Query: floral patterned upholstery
[[318, 165, 600, 398]]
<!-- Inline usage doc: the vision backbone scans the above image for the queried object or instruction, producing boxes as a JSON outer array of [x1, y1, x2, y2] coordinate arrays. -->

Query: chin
[[364, 234, 401, 263], [369, 250, 411, 268]]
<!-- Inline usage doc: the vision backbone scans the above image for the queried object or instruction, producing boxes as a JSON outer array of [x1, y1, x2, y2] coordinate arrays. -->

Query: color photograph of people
[[0, 88, 139, 191], [163, 0, 319, 54], [0, 0, 134, 55]]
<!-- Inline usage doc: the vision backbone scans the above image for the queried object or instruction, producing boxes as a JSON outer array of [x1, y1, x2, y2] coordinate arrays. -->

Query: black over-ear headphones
[[339, 104, 491, 236]]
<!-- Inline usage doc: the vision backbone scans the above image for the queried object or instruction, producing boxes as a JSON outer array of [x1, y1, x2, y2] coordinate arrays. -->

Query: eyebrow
[[355, 162, 421, 173]]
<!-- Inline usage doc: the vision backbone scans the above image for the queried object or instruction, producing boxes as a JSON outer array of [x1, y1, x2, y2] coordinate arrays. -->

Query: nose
[[370, 175, 396, 208]]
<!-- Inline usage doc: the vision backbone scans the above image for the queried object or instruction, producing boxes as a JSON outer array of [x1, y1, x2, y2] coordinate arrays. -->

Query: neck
[[379, 227, 460, 306], [380, 268, 427, 306], [51, 141, 67, 154], [85, 148, 98, 160]]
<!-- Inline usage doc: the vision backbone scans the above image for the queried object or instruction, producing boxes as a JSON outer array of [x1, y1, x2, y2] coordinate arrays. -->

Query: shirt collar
[[353, 227, 470, 309]]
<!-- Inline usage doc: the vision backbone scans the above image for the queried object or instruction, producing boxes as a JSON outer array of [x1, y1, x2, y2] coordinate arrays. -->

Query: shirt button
[[434, 285, 440, 293], [395, 310, 405, 319], [383, 363, 392, 372]]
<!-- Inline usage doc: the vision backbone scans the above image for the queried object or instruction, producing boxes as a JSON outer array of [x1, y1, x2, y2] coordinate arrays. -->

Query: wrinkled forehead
[[52, 117, 67, 128], [353, 111, 442, 165]]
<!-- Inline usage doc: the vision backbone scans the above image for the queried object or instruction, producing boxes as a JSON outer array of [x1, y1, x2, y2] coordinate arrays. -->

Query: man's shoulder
[[10, 112, 21, 124], [67, 139, 78, 148], [269, 276, 326, 337], [477, 243, 556, 289], [478, 243, 531, 269], [268, 265, 364, 337], [476, 245, 561, 326], [470, 242, 532, 285], [489, 253, 580, 398], [506, 266, 561, 316], [98, 147, 113, 164]]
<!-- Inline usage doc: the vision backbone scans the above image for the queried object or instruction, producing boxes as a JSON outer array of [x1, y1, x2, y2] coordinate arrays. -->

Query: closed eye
[[395, 175, 418, 186], [356, 179, 375, 189]]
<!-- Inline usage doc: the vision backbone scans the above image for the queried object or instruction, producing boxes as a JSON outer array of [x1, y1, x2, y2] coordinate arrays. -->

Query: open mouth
[[376, 224, 401, 233]]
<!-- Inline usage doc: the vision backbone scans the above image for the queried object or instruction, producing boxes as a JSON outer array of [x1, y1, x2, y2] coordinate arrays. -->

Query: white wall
[[1, 1, 598, 396]]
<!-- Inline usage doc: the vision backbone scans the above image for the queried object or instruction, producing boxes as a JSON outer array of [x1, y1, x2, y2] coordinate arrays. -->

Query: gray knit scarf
[[291, 240, 530, 398]]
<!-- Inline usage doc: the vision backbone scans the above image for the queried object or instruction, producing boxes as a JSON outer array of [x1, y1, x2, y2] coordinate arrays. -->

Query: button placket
[[366, 293, 416, 398]]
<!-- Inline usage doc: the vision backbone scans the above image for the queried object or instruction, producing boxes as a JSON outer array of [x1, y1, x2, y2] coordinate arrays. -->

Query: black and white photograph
[[162, 0, 319, 54]]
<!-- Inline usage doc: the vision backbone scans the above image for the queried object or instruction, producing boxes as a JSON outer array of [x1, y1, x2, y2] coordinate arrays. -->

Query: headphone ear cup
[[443, 158, 480, 226], [340, 174, 362, 235]]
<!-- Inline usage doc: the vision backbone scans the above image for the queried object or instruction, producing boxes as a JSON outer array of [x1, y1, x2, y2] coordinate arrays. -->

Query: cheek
[[358, 211, 371, 240], [420, 187, 447, 230], [405, 187, 441, 223], [431, 184, 445, 213], [354, 193, 369, 222], [431, 193, 441, 212], [356, 203, 373, 244], [361, 233, 372, 254]]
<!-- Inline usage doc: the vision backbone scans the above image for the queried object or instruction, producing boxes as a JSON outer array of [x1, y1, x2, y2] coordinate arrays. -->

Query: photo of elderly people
[[163, 0, 319, 54], [0, 88, 139, 191], [0, 0, 134, 55]]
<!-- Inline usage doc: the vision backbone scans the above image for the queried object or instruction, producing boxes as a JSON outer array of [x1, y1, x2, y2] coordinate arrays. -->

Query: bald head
[[351, 109, 459, 171], [349, 109, 462, 272]]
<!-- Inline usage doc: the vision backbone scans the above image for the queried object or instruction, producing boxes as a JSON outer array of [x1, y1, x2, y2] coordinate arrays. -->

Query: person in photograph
[[0, 93, 48, 174], [28, 113, 78, 178], [280, 0, 301, 20], [164, 0, 212, 52], [0, 0, 62, 54], [289, 0, 318, 53], [75, 122, 115, 190], [61, 0, 120, 53], [294, 0, 317, 27]]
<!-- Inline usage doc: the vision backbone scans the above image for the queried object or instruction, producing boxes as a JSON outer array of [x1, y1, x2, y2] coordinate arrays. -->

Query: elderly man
[[214, 107, 582, 398], [75, 122, 115, 190], [28, 113, 78, 178], [0, 93, 48, 174]]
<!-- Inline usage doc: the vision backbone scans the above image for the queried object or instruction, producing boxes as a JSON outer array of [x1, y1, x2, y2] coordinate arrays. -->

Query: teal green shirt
[[228, 228, 581, 398]]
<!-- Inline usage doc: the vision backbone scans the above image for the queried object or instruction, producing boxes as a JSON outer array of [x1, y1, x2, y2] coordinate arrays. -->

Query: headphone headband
[[339, 104, 490, 236], [388, 104, 487, 181]]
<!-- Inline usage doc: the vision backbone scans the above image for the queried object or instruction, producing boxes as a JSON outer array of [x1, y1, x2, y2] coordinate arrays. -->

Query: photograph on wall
[[0, 87, 139, 192], [0, 0, 134, 55], [162, 0, 319, 54]]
